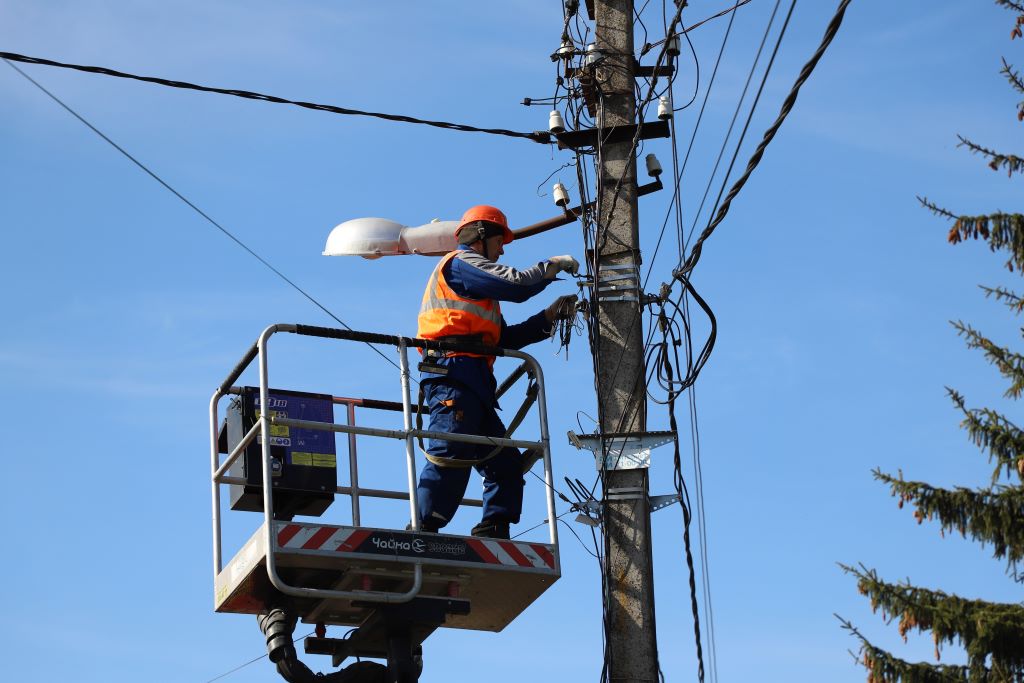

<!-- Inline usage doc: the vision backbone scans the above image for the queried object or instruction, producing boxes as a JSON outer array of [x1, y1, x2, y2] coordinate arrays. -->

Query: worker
[[415, 204, 578, 539]]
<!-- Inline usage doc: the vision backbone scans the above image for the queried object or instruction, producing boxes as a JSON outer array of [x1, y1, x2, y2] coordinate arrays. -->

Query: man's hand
[[545, 255, 580, 279], [545, 294, 579, 323]]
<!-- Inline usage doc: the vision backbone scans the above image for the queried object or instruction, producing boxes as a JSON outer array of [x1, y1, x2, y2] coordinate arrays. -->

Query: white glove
[[545, 294, 578, 323], [546, 255, 580, 278]]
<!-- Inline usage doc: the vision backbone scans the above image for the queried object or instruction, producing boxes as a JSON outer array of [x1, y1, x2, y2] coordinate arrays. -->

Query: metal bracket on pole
[[596, 263, 640, 303], [576, 491, 681, 518], [650, 493, 681, 512], [566, 60, 676, 79], [567, 430, 676, 471], [607, 486, 644, 501], [554, 119, 670, 150]]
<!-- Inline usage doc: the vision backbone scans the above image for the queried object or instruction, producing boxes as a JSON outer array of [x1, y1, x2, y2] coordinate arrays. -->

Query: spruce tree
[[838, 3, 1024, 681]]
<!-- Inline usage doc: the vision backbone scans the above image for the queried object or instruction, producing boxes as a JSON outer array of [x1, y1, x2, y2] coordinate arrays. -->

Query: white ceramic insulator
[[645, 154, 663, 178], [549, 110, 566, 134], [553, 182, 570, 207], [657, 96, 672, 120], [668, 36, 681, 56]]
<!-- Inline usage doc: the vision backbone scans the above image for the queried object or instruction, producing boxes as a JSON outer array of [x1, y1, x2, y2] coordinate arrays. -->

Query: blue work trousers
[[415, 380, 524, 529]]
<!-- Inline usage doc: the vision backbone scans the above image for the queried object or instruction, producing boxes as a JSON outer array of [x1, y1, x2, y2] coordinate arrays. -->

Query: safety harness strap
[[416, 379, 539, 470]]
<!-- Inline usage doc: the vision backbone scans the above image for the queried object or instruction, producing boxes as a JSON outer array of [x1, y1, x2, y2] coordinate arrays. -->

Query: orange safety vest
[[418, 251, 502, 364]]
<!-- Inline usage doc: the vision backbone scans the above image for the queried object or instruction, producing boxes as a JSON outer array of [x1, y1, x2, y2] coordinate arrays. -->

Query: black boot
[[406, 520, 441, 533], [471, 519, 510, 539]]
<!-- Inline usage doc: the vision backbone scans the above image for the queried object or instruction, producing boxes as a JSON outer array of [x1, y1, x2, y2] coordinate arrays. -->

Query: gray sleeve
[[454, 250, 549, 286], [449, 250, 554, 303]]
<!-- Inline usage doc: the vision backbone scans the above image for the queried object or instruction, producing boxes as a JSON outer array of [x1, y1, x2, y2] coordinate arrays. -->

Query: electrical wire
[[628, 0, 852, 445], [558, 7, 695, 677], [0, 51, 551, 144], [203, 631, 314, 683], [632, 4, 853, 679], [673, 17, 702, 113], [658, 306, 705, 683], [6, 7, 853, 683], [643, 0, 744, 293], [587, 43, 682, 683], [575, 3, 857, 678], [647, 20, 720, 663], [594, 0, 745, 434], [511, 507, 576, 540], [642, 0, 754, 57], [550, 298, 586, 358], [559, 517, 601, 558], [676, 0, 854, 280], [687, 380, 719, 683], [2, 57, 405, 375], [684, 0, 784, 248]]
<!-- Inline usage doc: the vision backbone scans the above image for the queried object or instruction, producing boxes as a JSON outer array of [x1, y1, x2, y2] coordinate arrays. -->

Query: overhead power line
[[675, 0, 853, 280], [0, 51, 551, 144], [642, 0, 745, 292], [2, 57, 403, 374], [684, 0, 784, 250], [203, 631, 315, 683], [640, 0, 754, 56]]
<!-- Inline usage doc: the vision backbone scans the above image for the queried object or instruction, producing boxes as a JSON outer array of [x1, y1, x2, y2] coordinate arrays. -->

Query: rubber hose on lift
[[258, 609, 388, 683]]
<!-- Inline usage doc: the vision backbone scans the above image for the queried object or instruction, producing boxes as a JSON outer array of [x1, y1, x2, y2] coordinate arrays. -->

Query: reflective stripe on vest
[[417, 251, 502, 358]]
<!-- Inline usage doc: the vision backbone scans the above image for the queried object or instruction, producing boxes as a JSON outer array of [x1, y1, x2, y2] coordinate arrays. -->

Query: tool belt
[[423, 334, 485, 358], [417, 360, 449, 375]]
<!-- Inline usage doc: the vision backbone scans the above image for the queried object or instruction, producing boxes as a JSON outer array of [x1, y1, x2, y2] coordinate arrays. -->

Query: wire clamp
[[596, 264, 639, 303], [567, 430, 676, 471], [606, 486, 644, 501]]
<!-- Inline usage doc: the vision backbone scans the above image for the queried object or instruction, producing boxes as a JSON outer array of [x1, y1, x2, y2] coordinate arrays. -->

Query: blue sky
[[1, 1, 1022, 681]]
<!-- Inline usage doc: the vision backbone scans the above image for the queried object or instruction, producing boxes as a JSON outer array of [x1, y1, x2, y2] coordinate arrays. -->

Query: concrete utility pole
[[592, 0, 660, 680]]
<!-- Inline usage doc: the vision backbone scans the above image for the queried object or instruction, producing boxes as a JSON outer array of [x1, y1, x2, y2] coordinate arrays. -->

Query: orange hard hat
[[455, 205, 515, 245]]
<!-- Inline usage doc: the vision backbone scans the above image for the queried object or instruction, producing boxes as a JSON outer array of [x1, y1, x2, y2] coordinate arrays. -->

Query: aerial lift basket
[[209, 324, 561, 643]]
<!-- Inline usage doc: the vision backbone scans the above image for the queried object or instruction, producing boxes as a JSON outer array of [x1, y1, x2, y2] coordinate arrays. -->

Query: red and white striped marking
[[276, 524, 371, 552], [274, 523, 556, 571], [466, 538, 556, 570]]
